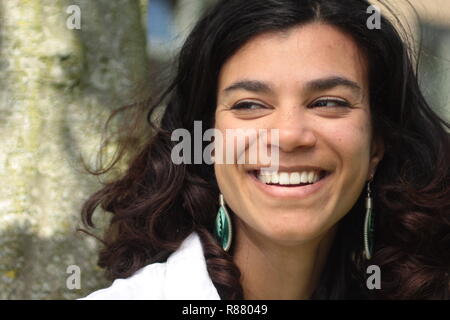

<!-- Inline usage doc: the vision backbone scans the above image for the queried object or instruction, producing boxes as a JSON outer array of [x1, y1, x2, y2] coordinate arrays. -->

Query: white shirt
[[80, 232, 221, 300]]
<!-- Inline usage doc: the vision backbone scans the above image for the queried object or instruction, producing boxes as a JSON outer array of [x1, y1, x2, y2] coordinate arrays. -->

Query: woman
[[80, 0, 450, 299]]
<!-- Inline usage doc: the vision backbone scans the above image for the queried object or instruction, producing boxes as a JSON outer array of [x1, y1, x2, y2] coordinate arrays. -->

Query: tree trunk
[[0, 0, 149, 299]]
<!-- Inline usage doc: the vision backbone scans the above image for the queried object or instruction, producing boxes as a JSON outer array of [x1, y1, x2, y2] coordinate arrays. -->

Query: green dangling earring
[[214, 194, 232, 251], [363, 178, 375, 260]]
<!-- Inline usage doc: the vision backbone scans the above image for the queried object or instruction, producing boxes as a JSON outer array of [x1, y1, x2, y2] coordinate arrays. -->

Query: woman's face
[[214, 23, 384, 246]]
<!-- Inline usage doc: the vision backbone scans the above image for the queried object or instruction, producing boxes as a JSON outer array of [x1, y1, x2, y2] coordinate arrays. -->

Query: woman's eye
[[231, 101, 267, 110], [310, 99, 350, 108]]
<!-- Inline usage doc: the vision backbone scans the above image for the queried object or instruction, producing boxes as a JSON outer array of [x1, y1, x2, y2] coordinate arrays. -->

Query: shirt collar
[[163, 232, 221, 299]]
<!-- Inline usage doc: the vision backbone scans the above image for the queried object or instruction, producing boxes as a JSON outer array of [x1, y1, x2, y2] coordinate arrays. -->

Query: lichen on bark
[[0, 0, 149, 299]]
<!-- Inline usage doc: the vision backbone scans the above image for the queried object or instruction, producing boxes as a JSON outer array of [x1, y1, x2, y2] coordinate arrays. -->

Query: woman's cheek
[[326, 117, 372, 161]]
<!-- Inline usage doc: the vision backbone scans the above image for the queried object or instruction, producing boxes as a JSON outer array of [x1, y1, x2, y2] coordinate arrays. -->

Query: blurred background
[[0, 0, 448, 299]]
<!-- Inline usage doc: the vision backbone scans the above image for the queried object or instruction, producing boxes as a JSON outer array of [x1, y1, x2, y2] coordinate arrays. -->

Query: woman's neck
[[232, 219, 338, 300]]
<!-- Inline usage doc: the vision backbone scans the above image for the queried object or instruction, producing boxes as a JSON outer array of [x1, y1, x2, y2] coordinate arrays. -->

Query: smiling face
[[214, 23, 384, 246]]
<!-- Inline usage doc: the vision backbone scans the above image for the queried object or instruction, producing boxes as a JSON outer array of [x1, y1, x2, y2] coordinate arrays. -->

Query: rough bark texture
[[0, 0, 148, 299]]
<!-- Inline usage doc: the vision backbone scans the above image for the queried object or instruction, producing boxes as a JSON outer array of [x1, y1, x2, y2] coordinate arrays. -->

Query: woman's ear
[[368, 134, 384, 180]]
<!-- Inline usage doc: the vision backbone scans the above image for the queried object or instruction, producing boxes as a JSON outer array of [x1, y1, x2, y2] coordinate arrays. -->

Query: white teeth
[[256, 170, 323, 185], [308, 171, 316, 184], [271, 172, 279, 184], [300, 172, 308, 183], [260, 174, 271, 183], [279, 172, 290, 185], [289, 172, 301, 184]]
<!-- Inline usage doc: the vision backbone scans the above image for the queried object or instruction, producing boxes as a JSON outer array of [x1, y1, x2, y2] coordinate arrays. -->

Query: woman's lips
[[248, 170, 331, 199]]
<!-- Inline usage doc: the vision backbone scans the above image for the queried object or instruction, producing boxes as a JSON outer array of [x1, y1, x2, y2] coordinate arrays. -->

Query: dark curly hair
[[80, 0, 450, 299]]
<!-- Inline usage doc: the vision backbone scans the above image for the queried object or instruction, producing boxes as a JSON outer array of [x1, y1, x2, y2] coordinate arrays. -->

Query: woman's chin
[[257, 224, 325, 246]]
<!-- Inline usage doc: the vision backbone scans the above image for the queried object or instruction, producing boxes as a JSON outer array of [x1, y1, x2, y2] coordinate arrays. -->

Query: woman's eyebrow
[[223, 80, 273, 95], [222, 76, 362, 97], [305, 76, 362, 96]]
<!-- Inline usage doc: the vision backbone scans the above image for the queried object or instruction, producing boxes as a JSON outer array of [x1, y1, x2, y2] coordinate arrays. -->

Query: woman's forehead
[[218, 23, 369, 94]]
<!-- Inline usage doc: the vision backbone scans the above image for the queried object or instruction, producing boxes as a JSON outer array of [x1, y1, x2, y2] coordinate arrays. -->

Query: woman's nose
[[274, 108, 317, 153]]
